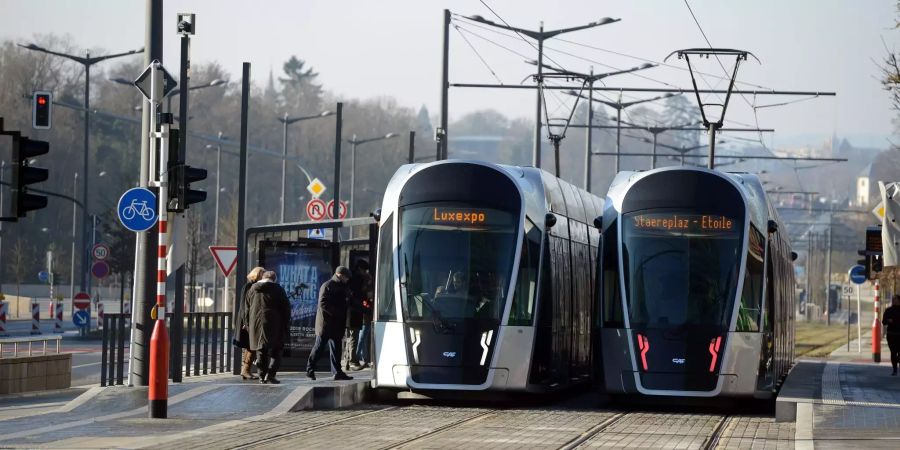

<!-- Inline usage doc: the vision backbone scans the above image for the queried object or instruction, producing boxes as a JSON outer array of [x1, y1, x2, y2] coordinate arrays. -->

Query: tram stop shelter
[[239, 216, 378, 372]]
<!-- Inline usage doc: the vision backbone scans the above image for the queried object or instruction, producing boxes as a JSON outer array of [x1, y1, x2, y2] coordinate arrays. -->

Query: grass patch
[[795, 322, 852, 358]]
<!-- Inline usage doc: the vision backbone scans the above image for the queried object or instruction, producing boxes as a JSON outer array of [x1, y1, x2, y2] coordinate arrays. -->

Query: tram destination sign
[[630, 213, 736, 234]]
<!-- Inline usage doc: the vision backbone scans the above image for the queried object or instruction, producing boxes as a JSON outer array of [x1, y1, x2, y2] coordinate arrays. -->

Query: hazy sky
[[2, 0, 898, 148]]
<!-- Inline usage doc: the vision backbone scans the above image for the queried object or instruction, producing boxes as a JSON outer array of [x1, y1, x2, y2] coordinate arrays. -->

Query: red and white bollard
[[30, 302, 41, 335], [98, 303, 105, 330], [873, 280, 882, 363], [0, 301, 9, 337], [53, 300, 63, 333]]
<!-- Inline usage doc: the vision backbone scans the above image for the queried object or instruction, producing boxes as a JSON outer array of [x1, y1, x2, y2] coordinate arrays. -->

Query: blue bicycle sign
[[118, 187, 158, 232]]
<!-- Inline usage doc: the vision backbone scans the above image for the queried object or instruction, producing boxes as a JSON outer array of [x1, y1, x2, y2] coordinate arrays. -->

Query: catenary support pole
[[233, 62, 250, 375], [438, 9, 450, 160], [331, 102, 343, 265], [280, 114, 287, 223], [533, 22, 544, 169], [130, 0, 162, 387], [82, 60, 90, 295], [408, 131, 415, 164], [584, 78, 593, 191], [615, 105, 622, 172]]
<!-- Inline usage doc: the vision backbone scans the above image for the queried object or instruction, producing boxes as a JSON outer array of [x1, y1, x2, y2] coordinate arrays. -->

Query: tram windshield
[[622, 211, 742, 329], [399, 204, 518, 322]]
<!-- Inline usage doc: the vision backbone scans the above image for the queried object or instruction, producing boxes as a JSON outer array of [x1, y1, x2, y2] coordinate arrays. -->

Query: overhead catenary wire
[[453, 24, 505, 85]]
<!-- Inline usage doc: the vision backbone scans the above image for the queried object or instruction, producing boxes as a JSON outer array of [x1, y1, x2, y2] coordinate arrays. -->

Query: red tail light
[[708, 336, 722, 373], [636, 333, 650, 371]]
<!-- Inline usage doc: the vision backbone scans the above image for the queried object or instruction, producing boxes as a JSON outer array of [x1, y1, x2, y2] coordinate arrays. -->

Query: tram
[[371, 160, 603, 393], [596, 167, 795, 399]]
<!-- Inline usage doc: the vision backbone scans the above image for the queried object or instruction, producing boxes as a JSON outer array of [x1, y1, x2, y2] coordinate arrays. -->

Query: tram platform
[[777, 333, 900, 448], [0, 369, 372, 448]]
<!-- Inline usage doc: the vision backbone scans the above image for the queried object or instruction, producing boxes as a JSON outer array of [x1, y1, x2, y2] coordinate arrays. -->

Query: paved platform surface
[[778, 333, 900, 448], [0, 369, 372, 449]]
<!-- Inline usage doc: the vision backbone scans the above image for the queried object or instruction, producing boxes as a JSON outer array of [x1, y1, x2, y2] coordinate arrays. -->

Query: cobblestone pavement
[[0, 378, 796, 449], [112, 403, 788, 450]]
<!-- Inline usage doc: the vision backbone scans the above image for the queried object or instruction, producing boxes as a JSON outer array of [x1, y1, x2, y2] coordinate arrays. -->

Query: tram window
[[376, 217, 397, 321], [601, 222, 624, 328], [509, 219, 541, 326], [737, 251, 763, 332], [622, 211, 742, 328], [399, 204, 518, 322]]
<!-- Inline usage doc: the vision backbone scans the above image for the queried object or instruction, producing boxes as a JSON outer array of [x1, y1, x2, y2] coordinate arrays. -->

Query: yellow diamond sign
[[307, 178, 326, 198], [873, 201, 885, 221]]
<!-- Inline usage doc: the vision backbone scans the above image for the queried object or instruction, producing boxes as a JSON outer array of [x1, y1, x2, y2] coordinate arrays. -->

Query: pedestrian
[[248, 270, 291, 384], [306, 266, 353, 381], [344, 260, 369, 371], [883, 294, 900, 376], [354, 261, 374, 369], [235, 266, 265, 380]]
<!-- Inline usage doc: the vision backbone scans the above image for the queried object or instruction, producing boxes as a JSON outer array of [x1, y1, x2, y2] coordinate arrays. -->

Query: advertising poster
[[259, 241, 332, 352]]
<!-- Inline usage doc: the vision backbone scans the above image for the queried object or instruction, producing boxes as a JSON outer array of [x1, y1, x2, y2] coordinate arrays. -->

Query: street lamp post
[[277, 111, 334, 223], [19, 43, 143, 294], [347, 133, 398, 224], [204, 132, 226, 309], [464, 15, 620, 168]]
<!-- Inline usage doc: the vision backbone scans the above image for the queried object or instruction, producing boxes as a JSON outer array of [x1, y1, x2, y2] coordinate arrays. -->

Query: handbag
[[233, 328, 250, 349]]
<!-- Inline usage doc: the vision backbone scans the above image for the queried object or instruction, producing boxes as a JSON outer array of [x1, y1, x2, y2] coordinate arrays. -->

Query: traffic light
[[166, 128, 207, 212], [12, 134, 49, 217], [857, 257, 871, 280], [32, 91, 52, 129]]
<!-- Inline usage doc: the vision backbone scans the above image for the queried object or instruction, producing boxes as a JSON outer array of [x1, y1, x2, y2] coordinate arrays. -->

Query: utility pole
[[331, 103, 343, 262], [233, 62, 251, 375], [438, 9, 450, 160], [129, 0, 161, 388]]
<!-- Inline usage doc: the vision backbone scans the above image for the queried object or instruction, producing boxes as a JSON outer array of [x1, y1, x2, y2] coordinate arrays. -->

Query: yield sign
[[133, 61, 178, 101], [209, 246, 238, 277]]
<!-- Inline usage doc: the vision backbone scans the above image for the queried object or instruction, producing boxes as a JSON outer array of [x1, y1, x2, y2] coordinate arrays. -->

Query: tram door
[[759, 241, 776, 391]]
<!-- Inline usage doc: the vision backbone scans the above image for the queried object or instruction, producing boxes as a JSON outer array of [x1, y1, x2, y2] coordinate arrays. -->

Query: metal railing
[[184, 312, 232, 378], [100, 313, 128, 386], [100, 312, 232, 386], [0, 335, 63, 358]]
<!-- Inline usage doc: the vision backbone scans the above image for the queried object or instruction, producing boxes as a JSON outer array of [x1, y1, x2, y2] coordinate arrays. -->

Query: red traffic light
[[32, 91, 52, 129]]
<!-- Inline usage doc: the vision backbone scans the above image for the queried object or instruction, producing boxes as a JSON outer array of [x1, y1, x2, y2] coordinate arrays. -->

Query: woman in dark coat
[[235, 266, 265, 380], [248, 270, 292, 383]]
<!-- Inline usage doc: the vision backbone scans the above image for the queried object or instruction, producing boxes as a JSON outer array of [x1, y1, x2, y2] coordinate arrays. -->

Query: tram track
[[557, 412, 627, 449], [379, 410, 496, 449], [700, 415, 731, 450], [230, 405, 399, 450]]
